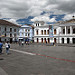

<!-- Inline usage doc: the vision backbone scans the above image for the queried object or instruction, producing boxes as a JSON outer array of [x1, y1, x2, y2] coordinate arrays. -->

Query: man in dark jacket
[[0, 42, 3, 54]]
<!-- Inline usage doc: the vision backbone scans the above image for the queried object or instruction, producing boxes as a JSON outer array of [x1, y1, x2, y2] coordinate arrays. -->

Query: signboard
[[0, 35, 5, 37]]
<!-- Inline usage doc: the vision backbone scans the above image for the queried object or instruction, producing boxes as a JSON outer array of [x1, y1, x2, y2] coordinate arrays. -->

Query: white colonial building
[[19, 24, 34, 42], [34, 21, 54, 43], [34, 19, 75, 44], [54, 19, 75, 44], [0, 19, 20, 43]]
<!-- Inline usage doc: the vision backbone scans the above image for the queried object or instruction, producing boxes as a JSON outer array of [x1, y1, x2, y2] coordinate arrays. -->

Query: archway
[[48, 38, 50, 43], [10, 38, 12, 43], [54, 38, 56, 43], [54, 29, 56, 34], [72, 38, 75, 44], [62, 38, 64, 44], [44, 38, 46, 43], [41, 38, 43, 43], [67, 38, 70, 44], [37, 38, 39, 43], [73, 28, 75, 34]]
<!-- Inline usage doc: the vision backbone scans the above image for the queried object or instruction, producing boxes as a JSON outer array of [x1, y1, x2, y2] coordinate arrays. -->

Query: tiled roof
[[61, 19, 75, 24], [0, 19, 20, 27], [55, 19, 75, 26]]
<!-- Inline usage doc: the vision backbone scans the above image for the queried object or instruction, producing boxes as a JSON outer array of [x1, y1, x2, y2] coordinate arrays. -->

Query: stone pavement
[[0, 43, 75, 75], [0, 67, 8, 75]]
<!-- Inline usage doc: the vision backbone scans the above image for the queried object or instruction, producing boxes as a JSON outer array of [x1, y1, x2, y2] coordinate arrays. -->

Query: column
[[70, 37, 72, 44], [65, 26, 67, 35], [70, 26, 72, 34]]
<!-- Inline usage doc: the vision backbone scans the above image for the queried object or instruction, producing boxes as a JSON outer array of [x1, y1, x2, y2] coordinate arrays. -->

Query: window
[[38, 23, 39, 26], [41, 30, 43, 35], [63, 29, 65, 34], [47, 30, 49, 35], [36, 24, 37, 26], [14, 29, 16, 32], [10, 34, 12, 37], [25, 33, 27, 36], [10, 28, 12, 32], [36, 30, 38, 35], [5, 27, 7, 31], [54, 29, 56, 34], [44, 30, 46, 35], [28, 33, 30, 36], [68, 29, 70, 34], [25, 29, 27, 32]]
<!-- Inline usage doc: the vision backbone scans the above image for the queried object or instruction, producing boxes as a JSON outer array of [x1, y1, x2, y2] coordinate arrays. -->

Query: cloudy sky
[[0, 0, 75, 25]]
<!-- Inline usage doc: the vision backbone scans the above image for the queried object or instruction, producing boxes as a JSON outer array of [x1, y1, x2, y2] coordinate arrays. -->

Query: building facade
[[0, 19, 20, 43], [19, 24, 34, 42], [34, 21, 54, 43], [53, 19, 75, 44], [34, 19, 75, 44]]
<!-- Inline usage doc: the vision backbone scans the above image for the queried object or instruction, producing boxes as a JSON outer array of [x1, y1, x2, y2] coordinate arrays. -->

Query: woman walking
[[5, 42, 10, 55]]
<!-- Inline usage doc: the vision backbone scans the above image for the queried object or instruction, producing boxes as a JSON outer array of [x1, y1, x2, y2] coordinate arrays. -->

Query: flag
[[49, 25, 53, 38]]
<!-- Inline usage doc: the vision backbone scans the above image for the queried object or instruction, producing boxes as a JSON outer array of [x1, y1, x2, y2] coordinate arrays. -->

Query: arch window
[[41, 30, 43, 35], [54, 29, 56, 34], [44, 30, 46, 35], [36, 30, 38, 35], [47, 30, 49, 35]]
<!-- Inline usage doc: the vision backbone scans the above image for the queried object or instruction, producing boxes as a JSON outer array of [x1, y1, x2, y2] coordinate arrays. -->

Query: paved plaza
[[0, 43, 75, 75]]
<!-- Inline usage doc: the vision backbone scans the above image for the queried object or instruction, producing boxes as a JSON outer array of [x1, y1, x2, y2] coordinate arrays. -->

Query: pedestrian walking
[[21, 41, 24, 46], [0, 42, 3, 54], [5, 42, 10, 55], [18, 41, 21, 46]]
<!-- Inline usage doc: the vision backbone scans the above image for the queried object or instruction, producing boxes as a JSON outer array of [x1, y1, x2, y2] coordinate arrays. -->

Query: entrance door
[[48, 38, 50, 43], [72, 38, 75, 44], [41, 38, 43, 43], [62, 38, 64, 44], [10, 38, 12, 43], [44, 38, 46, 43], [37, 38, 39, 43], [67, 38, 70, 44], [54, 38, 56, 43]]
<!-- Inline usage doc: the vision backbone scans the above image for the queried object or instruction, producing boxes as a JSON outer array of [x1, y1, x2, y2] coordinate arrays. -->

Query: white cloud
[[31, 13, 56, 23], [5, 18, 19, 25], [63, 14, 74, 20], [0, 0, 75, 23]]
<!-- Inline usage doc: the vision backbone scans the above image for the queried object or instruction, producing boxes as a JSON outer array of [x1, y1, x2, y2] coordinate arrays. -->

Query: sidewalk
[[31, 43, 75, 47], [57, 43, 75, 47], [0, 67, 8, 75]]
